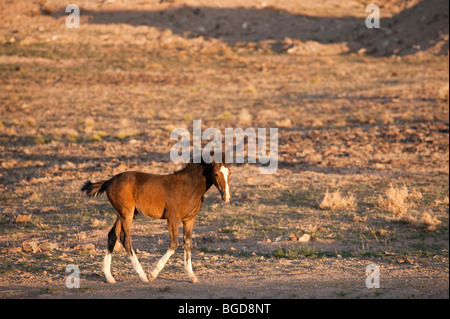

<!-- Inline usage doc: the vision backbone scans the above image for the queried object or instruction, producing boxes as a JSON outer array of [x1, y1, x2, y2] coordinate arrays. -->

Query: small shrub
[[395, 211, 441, 232], [272, 245, 319, 259], [319, 189, 356, 210], [378, 183, 411, 215], [115, 128, 141, 139]]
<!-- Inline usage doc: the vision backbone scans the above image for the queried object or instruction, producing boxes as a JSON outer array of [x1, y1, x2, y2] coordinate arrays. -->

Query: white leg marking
[[130, 250, 149, 283], [184, 250, 198, 283], [220, 166, 231, 202], [102, 252, 116, 284], [150, 249, 175, 280]]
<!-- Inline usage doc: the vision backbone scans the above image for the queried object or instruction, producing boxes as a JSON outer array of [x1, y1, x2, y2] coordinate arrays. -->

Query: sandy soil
[[0, 0, 448, 299]]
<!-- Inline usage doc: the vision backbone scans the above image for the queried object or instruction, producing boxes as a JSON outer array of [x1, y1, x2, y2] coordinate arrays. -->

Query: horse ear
[[210, 150, 216, 165], [222, 151, 227, 164]]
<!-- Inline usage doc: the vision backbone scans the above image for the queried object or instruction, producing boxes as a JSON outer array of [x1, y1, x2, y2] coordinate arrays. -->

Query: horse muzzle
[[221, 191, 231, 203]]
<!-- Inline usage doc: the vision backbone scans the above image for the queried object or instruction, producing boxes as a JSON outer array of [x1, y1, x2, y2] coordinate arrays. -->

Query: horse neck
[[181, 163, 213, 196]]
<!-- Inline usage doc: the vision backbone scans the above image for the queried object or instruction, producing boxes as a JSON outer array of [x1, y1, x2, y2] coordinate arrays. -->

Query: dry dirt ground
[[0, 0, 448, 299]]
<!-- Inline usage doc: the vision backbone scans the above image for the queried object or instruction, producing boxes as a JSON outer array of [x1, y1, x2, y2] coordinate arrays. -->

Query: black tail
[[81, 179, 111, 198]]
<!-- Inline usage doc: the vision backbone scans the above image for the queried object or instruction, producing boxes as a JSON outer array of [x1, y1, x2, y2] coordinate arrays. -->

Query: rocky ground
[[0, 0, 448, 299]]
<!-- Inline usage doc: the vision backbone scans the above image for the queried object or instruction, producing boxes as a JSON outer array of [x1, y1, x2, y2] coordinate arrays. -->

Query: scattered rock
[[73, 243, 96, 251], [22, 240, 42, 253], [298, 234, 311, 243], [275, 235, 288, 242], [275, 233, 298, 242], [438, 83, 449, 101], [357, 48, 367, 56], [275, 118, 293, 128], [15, 214, 32, 223], [1, 247, 23, 254], [353, 215, 368, 223], [286, 45, 299, 54], [39, 242, 58, 251]]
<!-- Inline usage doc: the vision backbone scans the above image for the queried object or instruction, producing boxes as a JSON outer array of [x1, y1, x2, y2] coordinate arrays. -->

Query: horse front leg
[[183, 217, 198, 284], [149, 217, 179, 281]]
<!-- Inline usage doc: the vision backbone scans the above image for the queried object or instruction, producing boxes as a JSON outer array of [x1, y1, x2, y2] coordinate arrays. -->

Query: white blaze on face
[[220, 166, 231, 202]]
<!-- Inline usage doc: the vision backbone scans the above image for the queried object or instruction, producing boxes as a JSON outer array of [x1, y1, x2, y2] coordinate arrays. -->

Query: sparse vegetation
[[0, 0, 448, 299], [394, 211, 442, 232], [377, 184, 442, 232], [319, 189, 357, 211], [378, 183, 412, 216]]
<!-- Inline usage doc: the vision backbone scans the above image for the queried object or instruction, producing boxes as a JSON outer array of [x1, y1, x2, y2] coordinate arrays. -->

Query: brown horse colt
[[81, 160, 231, 284]]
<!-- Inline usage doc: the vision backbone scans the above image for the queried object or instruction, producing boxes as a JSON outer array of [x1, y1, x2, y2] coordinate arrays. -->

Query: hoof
[[105, 277, 116, 284], [190, 276, 199, 284], [140, 275, 150, 283], [149, 274, 157, 282]]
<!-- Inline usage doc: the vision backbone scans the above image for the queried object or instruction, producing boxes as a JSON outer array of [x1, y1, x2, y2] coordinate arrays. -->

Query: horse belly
[[136, 196, 166, 219]]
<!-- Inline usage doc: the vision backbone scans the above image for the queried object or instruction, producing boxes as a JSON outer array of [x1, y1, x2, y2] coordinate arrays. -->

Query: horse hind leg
[[102, 218, 121, 284], [121, 212, 149, 283]]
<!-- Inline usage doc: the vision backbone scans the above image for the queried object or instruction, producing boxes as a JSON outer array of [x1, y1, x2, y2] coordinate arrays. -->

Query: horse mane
[[174, 161, 211, 175]]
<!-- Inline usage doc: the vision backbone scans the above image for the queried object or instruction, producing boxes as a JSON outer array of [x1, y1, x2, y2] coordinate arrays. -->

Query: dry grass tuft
[[89, 130, 107, 142], [395, 211, 442, 232], [26, 117, 36, 126], [379, 184, 440, 232], [319, 189, 356, 210], [418, 212, 442, 232], [115, 119, 141, 139], [57, 127, 79, 142], [82, 116, 97, 134], [378, 183, 412, 215], [238, 108, 252, 124], [115, 128, 141, 139], [90, 218, 107, 228], [217, 111, 233, 120]]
